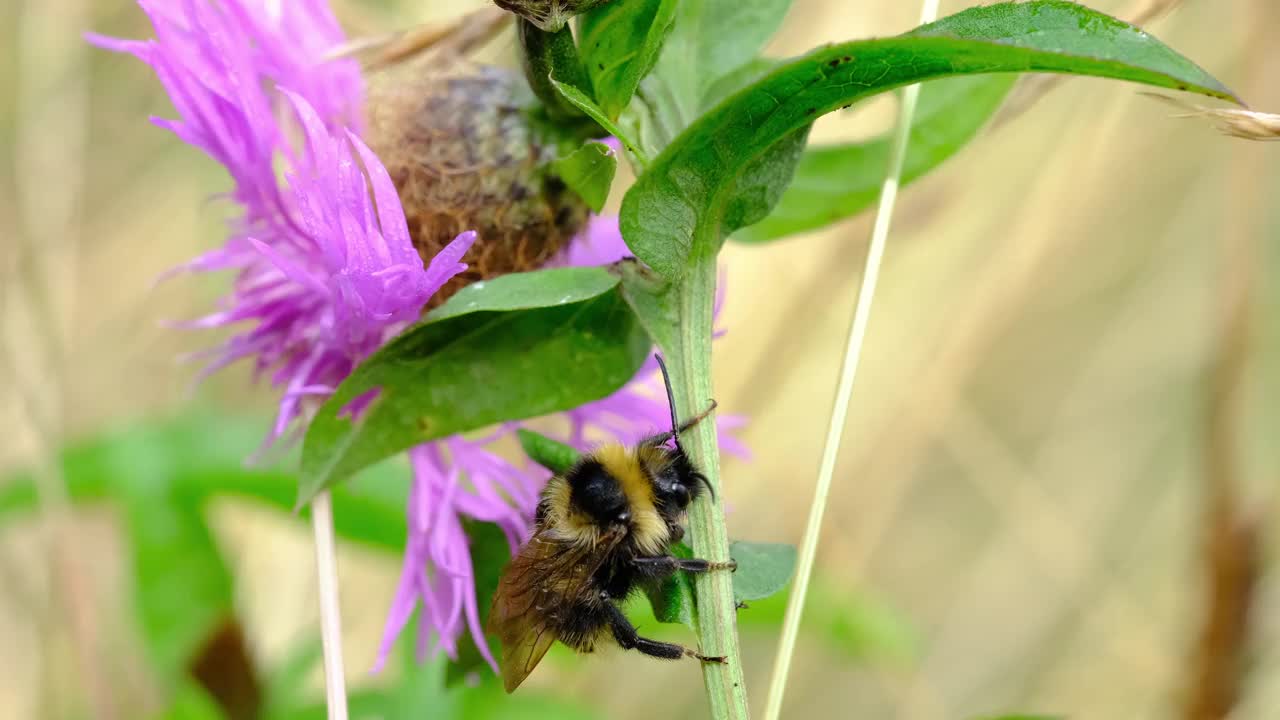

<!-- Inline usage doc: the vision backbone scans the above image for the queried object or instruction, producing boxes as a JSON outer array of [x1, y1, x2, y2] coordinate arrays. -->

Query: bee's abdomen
[[553, 599, 611, 653]]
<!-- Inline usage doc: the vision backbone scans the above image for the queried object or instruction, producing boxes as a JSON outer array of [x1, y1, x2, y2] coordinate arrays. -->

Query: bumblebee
[[488, 355, 736, 692]]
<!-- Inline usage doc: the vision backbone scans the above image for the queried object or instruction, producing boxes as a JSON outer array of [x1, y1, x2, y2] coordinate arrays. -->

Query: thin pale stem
[[662, 251, 748, 720], [12, 0, 107, 714], [762, 2, 940, 718], [311, 490, 349, 720]]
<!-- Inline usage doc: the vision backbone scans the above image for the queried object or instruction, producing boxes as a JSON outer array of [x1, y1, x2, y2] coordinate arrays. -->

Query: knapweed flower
[[365, 58, 589, 305], [94, 0, 748, 677], [88, 0, 473, 449]]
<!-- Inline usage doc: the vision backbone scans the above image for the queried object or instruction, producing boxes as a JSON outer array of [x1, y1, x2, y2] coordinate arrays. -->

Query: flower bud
[[492, 0, 612, 32], [365, 61, 589, 306]]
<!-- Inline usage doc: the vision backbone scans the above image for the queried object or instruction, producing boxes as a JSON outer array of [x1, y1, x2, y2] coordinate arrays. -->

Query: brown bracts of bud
[[365, 61, 589, 308], [493, 0, 613, 33]]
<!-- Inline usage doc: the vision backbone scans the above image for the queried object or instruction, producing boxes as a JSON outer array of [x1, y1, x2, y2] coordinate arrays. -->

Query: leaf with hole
[[619, 0, 1239, 278]]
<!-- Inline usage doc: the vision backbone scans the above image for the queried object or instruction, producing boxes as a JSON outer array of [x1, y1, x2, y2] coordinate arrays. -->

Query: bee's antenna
[[655, 354, 719, 503], [654, 353, 683, 451], [694, 472, 717, 502]]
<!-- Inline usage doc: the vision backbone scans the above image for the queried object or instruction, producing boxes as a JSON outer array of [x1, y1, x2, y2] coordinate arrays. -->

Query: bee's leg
[[605, 603, 725, 663], [631, 555, 738, 579], [640, 400, 719, 447]]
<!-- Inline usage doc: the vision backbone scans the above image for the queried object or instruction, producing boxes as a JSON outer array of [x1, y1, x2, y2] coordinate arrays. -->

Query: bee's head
[[651, 449, 710, 516], [649, 354, 716, 519], [565, 458, 633, 531]]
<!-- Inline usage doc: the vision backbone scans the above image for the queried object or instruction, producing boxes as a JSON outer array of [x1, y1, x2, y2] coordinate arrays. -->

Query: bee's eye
[[654, 478, 691, 509], [671, 484, 691, 508]]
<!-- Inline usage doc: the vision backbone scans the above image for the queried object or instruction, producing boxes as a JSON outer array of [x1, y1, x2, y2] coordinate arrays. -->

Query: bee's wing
[[488, 528, 621, 693]]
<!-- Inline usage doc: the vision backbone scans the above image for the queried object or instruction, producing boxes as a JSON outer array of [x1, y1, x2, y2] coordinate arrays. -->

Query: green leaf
[[160, 682, 226, 720], [619, 0, 792, 156], [680, 0, 794, 96], [5, 415, 251, 688], [578, 0, 679, 120], [454, 680, 603, 720], [701, 57, 781, 111], [550, 79, 650, 166], [261, 639, 322, 718], [0, 414, 414, 553], [620, 0, 1238, 278], [643, 541, 696, 627], [728, 541, 796, 602], [736, 582, 919, 662], [735, 75, 1016, 244], [125, 492, 234, 685], [644, 540, 796, 627], [614, 258, 677, 351], [652, 0, 793, 118], [277, 657, 451, 720], [425, 267, 620, 322], [721, 125, 812, 239], [550, 141, 617, 213], [445, 522, 512, 686], [519, 19, 595, 122], [299, 267, 651, 503], [516, 429, 581, 475]]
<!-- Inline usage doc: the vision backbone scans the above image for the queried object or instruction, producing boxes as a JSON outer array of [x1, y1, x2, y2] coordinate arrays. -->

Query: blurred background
[[2, 0, 1278, 718]]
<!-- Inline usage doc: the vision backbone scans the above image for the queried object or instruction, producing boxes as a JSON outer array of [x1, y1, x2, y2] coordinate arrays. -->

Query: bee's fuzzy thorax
[[537, 444, 674, 556], [595, 445, 670, 556]]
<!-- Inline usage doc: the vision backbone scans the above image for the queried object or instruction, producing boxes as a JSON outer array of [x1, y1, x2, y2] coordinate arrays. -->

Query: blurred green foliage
[[0, 412, 908, 717]]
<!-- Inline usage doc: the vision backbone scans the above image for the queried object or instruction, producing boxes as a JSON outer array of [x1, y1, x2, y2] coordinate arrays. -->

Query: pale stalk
[[761, 2, 940, 718], [311, 490, 349, 720], [12, 0, 110, 714], [661, 251, 749, 720]]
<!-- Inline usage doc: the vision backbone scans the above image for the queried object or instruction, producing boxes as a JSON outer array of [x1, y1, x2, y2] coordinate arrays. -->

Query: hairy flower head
[[90, 0, 474, 446]]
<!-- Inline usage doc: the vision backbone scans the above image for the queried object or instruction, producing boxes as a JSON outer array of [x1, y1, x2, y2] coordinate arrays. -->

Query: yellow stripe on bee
[[542, 475, 600, 546], [595, 444, 669, 555]]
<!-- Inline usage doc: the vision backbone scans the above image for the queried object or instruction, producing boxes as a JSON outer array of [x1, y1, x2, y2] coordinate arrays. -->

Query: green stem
[[660, 250, 748, 720], [517, 18, 593, 121]]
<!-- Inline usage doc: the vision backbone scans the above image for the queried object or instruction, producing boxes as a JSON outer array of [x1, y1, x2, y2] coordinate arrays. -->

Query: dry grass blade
[[1183, 20, 1269, 708], [326, 6, 510, 70], [1142, 93, 1280, 141]]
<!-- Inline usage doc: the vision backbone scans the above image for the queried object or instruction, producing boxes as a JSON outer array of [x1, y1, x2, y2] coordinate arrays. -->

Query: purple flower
[[89, 0, 473, 449], [375, 434, 540, 671], [95, 0, 749, 678]]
